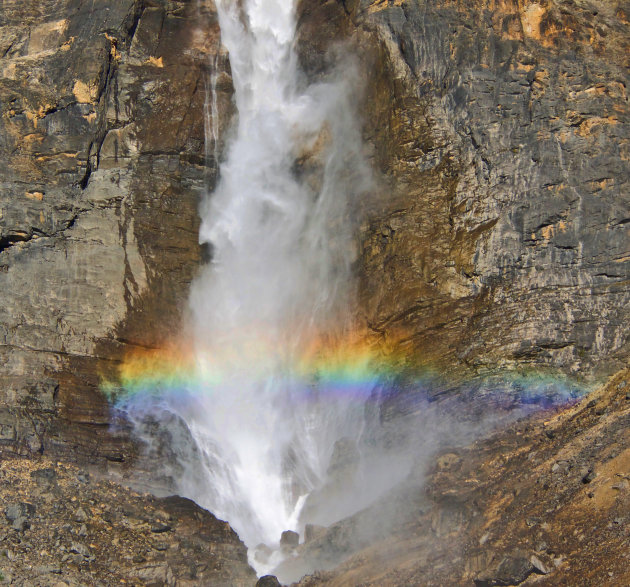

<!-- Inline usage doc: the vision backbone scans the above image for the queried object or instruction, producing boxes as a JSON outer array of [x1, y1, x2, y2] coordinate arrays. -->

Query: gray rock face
[[369, 0, 629, 377], [5, 501, 35, 532], [0, 0, 233, 460], [280, 530, 300, 548], [5, 502, 35, 523], [298, 0, 629, 381], [30, 466, 57, 488]]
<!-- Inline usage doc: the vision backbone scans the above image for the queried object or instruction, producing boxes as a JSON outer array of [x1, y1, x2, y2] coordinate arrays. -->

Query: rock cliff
[[0, 0, 628, 498], [0, 0, 232, 461], [0, 0, 628, 584], [298, 0, 629, 381]]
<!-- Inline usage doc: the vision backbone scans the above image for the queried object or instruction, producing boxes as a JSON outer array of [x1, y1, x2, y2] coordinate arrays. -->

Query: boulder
[[280, 530, 300, 548], [5, 503, 35, 523], [474, 554, 539, 586]]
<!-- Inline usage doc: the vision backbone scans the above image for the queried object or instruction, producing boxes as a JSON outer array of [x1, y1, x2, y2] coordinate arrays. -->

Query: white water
[[184, 0, 373, 571], [115, 1, 592, 580]]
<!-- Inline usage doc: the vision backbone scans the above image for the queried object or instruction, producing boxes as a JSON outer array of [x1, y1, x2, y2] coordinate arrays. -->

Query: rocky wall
[[1, 0, 628, 462], [298, 0, 630, 381], [0, 0, 233, 462]]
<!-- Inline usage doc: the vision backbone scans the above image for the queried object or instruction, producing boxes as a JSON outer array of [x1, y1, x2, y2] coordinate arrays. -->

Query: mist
[[115, 0, 585, 580]]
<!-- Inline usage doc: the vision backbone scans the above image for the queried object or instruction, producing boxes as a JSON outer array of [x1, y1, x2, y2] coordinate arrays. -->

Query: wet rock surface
[[280, 531, 300, 549], [0, 455, 256, 586]]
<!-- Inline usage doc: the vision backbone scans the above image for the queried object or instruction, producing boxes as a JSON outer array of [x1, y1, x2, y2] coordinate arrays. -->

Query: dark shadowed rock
[[5, 502, 35, 523], [474, 554, 537, 586], [256, 575, 281, 587], [30, 467, 57, 488], [280, 530, 300, 548], [150, 522, 172, 534], [581, 468, 597, 484]]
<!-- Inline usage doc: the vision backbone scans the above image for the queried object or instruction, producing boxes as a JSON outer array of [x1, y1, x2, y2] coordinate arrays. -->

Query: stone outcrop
[[298, 0, 629, 381], [293, 368, 630, 586], [0, 0, 233, 461], [0, 456, 257, 586]]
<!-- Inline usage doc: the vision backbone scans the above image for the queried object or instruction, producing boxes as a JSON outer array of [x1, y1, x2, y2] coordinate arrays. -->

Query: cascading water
[[125, 0, 378, 573], [110, 0, 588, 579], [190, 0, 383, 552]]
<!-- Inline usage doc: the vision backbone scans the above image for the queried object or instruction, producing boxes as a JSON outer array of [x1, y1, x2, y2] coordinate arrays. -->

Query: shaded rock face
[[0, 0, 233, 461], [298, 0, 629, 380]]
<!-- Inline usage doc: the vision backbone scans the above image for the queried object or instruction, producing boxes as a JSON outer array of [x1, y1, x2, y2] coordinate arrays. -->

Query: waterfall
[[110, 2, 589, 580], [109, 1, 592, 580], [169, 0, 372, 570]]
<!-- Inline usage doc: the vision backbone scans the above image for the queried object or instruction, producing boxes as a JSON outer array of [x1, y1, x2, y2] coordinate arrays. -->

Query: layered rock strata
[[0, 0, 233, 461], [298, 0, 629, 380]]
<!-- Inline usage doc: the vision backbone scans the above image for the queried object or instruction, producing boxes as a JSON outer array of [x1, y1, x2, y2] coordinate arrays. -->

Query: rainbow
[[101, 333, 592, 414]]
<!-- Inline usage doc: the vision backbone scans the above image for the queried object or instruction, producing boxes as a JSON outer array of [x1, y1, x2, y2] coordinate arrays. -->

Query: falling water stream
[[189, 0, 379, 552], [113, 0, 588, 579], [131, 0, 382, 573]]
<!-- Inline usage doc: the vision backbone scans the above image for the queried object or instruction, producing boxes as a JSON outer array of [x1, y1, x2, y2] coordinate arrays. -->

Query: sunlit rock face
[[0, 0, 233, 461], [297, 0, 629, 380]]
